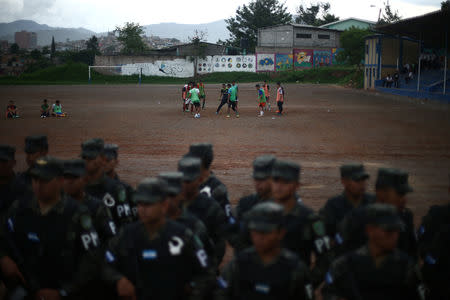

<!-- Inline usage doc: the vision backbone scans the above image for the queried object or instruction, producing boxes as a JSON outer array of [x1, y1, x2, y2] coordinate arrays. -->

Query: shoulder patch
[[117, 188, 126, 203], [312, 220, 326, 236]]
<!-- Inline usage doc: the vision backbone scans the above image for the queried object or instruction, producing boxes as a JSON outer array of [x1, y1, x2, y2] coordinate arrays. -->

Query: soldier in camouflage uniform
[[178, 157, 229, 265], [216, 202, 314, 300], [337, 168, 417, 259], [417, 175, 450, 299], [232, 155, 276, 252], [159, 171, 215, 260], [0, 156, 100, 300], [320, 164, 374, 238], [0, 145, 19, 217], [103, 144, 136, 220], [186, 143, 233, 219], [81, 138, 134, 230], [63, 159, 117, 241], [15, 135, 49, 198], [102, 177, 215, 300], [271, 159, 334, 286], [323, 203, 423, 300]]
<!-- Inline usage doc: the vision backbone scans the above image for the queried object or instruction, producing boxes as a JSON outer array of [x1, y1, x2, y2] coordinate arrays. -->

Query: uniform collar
[[31, 193, 67, 216]]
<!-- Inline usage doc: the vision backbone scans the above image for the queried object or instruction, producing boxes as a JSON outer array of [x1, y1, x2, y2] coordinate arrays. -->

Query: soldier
[[338, 168, 417, 259], [271, 159, 333, 286], [159, 171, 215, 259], [232, 155, 276, 252], [102, 177, 214, 300], [178, 157, 229, 265], [0, 156, 100, 300], [320, 164, 374, 238], [15, 135, 49, 197], [323, 203, 423, 300], [63, 159, 117, 241], [81, 138, 134, 229], [103, 143, 136, 219], [417, 175, 450, 299], [0, 145, 18, 216], [216, 202, 314, 300], [186, 143, 233, 219]]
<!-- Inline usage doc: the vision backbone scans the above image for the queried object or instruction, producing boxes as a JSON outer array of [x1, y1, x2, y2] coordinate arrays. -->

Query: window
[[318, 34, 330, 39], [296, 33, 312, 39]]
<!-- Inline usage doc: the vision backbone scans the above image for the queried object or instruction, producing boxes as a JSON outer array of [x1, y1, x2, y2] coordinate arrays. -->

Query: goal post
[[88, 65, 144, 84]]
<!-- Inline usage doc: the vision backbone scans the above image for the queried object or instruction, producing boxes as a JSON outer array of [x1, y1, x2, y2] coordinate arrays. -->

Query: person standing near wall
[[276, 82, 284, 116]]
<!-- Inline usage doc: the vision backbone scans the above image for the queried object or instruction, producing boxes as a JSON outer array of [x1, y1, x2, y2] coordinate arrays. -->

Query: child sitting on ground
[[6, 100, 19, 119], [40, 99, 50, 118], [51, 100, 67, 117]]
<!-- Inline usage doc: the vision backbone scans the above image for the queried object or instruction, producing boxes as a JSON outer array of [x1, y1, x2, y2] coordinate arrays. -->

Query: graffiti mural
[[121, 59, 194, 78], [313, 50, 332, 67], [331, 48, 344, 65], [275, 54, 294, 71], [294, 49, 313, 69], [211, 55, 256, 72], [256, 53, 275, 72]]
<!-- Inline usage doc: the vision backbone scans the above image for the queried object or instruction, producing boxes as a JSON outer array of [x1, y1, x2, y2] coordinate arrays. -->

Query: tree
[[10, 43, 19, 54], [30, 49, 42, 60], [226, 0, 292, 52], [336, 26, 372, 67], [377, 1, 401, 25], [188, 30, 208, 79], [42, 46, 50, 55], [114, 22, 148, 55], [86, 35, 100, 55], [295, 2, 339, 26], [442, 0, 450, 10], [51, 36, 56, 58]]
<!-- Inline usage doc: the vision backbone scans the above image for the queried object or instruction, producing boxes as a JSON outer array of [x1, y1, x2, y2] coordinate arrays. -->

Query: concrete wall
[[293, 27, 340, 48], [258, 25, 293, 48], [177, 43, 227, 56], [258, 25, 340, 50]]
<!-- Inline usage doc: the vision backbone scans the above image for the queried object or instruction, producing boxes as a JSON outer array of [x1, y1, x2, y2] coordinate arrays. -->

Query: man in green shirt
[[40, 99, 50, 118], [189, 82, 202, 118], [227, 83, 239, 118]]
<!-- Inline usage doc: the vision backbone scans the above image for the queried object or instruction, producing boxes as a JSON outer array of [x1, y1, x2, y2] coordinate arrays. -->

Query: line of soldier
[[0, 136, 449, 300]]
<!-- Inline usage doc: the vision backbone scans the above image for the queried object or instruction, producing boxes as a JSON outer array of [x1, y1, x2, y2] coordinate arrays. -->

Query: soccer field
[[1, 83, 449, 225]]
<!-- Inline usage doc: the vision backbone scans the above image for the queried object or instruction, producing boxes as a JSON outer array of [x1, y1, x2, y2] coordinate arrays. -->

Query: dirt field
[[1, 83, 449, 227]]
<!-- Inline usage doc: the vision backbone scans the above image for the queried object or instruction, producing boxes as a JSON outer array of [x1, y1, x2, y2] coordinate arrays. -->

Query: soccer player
[[232, 80, 239, 109], [216, 83, 229, 115], [255, 84, 266, 117], [181, 84, 189, 112], [227, 83, 239, 118], [276, 82, 285, 115], [189, 82, 202, 118], [198, 79, 206, 110], [263, 80, 271, 111]]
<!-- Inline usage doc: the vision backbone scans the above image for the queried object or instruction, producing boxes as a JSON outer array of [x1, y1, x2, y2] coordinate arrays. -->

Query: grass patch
[[0, 62, 363, 87]]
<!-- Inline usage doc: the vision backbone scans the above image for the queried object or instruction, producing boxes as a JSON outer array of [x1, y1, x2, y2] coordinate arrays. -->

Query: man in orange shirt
[[276, 82, 285, 116]]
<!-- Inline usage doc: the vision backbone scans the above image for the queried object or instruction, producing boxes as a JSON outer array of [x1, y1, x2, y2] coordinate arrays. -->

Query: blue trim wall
[[376, 87, 450, 102]]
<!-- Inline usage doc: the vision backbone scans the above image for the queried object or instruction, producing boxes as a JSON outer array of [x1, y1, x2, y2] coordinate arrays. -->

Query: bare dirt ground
[[1, 83, 449, 227]]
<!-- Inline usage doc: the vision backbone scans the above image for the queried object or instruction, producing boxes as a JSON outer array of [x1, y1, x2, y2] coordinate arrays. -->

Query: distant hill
[[0, 19, 230, 47], [141, 20, 229, 43], [0, 20, 96, 46]]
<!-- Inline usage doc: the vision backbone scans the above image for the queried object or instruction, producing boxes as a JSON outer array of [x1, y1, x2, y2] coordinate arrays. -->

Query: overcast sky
[[0, 0, 442, 32]]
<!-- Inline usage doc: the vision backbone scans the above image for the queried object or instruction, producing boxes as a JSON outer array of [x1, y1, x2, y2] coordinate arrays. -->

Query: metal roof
[[319, 17, 376, 28], [375, 9, 450, 47]]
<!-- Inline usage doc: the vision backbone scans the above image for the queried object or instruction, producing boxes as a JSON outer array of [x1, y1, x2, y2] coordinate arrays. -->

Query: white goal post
[[88, 65, 145, 84]]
